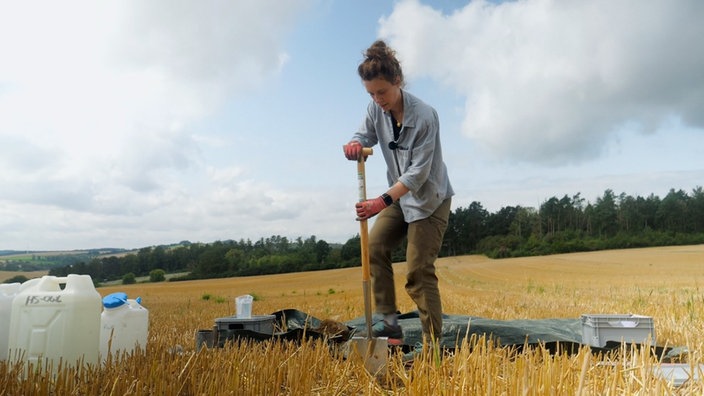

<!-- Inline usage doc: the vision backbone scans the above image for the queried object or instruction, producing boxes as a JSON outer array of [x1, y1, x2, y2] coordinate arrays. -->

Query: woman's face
[[363, 78, 401, 112]]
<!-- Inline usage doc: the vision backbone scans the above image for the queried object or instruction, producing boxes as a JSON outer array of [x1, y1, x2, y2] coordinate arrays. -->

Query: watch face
[[383, 194, 393, 206]]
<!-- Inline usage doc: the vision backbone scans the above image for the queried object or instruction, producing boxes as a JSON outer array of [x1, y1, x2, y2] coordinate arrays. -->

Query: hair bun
[[358, 40, 404, 85], [365, 40, 390, 60]]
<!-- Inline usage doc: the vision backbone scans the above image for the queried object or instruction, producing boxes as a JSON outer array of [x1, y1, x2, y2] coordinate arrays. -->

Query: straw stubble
[[1, 245, 704, 394]]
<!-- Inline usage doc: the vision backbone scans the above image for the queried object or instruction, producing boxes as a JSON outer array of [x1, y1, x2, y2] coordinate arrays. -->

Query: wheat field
[[2, 245, 704, 395]]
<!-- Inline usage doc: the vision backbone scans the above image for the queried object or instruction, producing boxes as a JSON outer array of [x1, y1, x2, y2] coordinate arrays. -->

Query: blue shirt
[[351, 90, 454, 222]]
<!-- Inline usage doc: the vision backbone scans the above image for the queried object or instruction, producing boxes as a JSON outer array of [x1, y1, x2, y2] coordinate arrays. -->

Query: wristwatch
[[381, 193, 394, 206]]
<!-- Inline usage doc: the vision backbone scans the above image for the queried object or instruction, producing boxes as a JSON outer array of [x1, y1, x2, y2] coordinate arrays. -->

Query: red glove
[[343, 141, 363, 161], [355, 196, 388, 221]]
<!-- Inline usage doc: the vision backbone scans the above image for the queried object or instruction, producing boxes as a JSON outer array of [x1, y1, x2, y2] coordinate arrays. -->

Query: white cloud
[[1, 0, 701, 250], [0, 0, 313, 249], [380, 0, 704, 165]]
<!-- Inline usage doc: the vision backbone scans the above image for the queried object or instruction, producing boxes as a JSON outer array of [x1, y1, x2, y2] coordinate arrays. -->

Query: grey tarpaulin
[[204, 309, 676, 357], [346, 310, 584, 353]]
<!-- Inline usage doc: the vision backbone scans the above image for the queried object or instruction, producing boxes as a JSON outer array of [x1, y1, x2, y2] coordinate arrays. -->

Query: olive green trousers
[[368, 197, 451, 341]]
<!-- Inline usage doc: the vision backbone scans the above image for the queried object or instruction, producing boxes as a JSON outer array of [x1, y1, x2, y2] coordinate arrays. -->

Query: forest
[[29, 186, 704, 284]]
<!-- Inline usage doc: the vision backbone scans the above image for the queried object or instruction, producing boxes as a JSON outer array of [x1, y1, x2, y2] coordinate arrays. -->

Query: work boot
[[359, 320, 403, 339]]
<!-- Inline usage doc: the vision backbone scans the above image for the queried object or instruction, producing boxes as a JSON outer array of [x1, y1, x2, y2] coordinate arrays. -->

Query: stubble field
[[2, 244, 704, 394]]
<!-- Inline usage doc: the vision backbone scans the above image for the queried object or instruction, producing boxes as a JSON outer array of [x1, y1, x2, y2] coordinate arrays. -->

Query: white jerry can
[[8, 274, 102, 368], [0, 282, 21, 361], [100, 292, 149, 358]]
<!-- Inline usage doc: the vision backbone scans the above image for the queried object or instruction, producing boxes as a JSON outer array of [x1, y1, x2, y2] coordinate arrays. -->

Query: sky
[[1, 0, 703, 251]]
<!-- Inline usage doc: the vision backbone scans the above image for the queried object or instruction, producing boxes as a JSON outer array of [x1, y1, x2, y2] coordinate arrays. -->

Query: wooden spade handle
[[355, 147, 374, 338], [356, 148, 373, 282]]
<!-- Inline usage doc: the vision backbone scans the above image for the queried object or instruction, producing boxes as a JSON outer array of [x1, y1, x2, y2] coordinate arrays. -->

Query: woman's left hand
[[355, 196, 387, 221]]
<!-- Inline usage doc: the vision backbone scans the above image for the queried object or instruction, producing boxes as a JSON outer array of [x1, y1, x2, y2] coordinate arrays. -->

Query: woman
[[343, 40, 454, 354]]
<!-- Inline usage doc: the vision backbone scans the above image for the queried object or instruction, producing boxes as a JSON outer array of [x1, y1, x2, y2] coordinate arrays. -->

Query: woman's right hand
[[343, 141, 363, 161]]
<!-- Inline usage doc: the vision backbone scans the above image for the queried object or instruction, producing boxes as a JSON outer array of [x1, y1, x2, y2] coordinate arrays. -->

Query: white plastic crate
[[653, 364, 704, 387], [581, 314, 655, 347]]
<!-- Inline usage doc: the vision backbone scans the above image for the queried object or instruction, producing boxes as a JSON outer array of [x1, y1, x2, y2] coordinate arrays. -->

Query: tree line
[[40, 186, 704, 285], [444, 187, 704, 258]]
